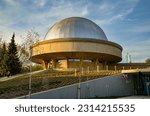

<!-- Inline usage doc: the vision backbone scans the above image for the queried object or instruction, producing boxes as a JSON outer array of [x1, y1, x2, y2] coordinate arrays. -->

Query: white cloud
[[98, 2, 115, 13], [93, 0, 139, 26], [122, 38, 150, 62], [3, 0, 17, 6], [33, 0, 47, 7], [0, 0, 90, 43], [48, 1, 89, 18], [128, 24, 150, 33]]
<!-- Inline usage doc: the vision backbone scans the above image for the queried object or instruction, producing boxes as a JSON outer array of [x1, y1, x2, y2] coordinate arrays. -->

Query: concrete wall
[[31, 39, 122, 58], [20, 74, 134, 99], [31, 38, 122, 70]]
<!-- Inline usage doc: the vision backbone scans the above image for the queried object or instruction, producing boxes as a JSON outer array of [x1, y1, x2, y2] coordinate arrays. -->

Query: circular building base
[[31, 38, 122, 70]]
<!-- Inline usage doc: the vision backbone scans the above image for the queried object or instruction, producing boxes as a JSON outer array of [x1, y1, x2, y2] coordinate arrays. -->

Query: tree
[[0, 43, 8, 77], [0, 44, 2, 77], [7, 33, 22, 75], [18, 29, 40, 66], [145, 59, 150, 63]]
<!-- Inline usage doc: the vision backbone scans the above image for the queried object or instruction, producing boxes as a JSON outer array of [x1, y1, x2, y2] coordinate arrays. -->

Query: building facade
[[31, 17, 122, 70]]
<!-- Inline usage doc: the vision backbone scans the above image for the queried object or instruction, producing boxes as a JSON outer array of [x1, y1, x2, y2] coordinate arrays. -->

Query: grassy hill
[[0, 70, 121, 98]]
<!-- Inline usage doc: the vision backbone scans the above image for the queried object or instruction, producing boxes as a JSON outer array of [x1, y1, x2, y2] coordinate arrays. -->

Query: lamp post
[[86, 74, 89, 99], [28, 48, 32, 99], [29, 64, 31, 99], [77, 71, 81, 99], [77, 77, 81, 99]]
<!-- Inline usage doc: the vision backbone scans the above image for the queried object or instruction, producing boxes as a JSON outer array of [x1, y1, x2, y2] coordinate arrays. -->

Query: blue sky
[[0, 0, 150, 62]]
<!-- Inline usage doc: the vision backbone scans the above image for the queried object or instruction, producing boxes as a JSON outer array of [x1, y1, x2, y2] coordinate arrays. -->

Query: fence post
[[82, 67, 84, 75], [97, 65, 99, 72], [88, 66, 90, 73], [115, 65, 117, 71], [123, 66, 124, 70], [106, 65, 108, 71], [75, 68, 77, 77]]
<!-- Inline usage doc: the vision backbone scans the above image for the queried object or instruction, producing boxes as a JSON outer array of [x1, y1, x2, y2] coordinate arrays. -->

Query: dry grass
[[0, 70, 121, 99]]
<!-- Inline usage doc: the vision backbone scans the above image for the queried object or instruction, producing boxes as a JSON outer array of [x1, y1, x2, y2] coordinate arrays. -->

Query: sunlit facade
[[31, 17, 122, 70]]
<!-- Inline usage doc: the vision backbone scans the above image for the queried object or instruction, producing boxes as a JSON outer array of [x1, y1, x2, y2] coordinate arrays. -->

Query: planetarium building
[[31, 17, 122, 70]]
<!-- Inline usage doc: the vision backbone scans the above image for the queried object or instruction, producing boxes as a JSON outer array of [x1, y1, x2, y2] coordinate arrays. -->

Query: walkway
[[122, 68, 150, 74], [119, 96, 150, 99], [0, 70, 45, 82]]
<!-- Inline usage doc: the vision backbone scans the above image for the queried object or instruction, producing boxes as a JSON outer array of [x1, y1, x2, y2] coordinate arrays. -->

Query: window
[[83, 60, 93, 62], [68, 59, 80, 62], [56, 59, 66, 62]]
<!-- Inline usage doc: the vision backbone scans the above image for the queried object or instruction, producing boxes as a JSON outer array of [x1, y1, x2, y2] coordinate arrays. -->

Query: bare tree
[[18, 29, 40, 66]]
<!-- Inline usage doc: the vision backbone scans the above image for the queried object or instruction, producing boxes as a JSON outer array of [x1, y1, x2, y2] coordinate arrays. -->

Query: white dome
[[44, 17, 108, 41]]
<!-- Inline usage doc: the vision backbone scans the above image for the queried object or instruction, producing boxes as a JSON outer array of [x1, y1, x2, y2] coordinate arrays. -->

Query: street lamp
[[77, 70, 81, 99], [28, 47, 32, 99]]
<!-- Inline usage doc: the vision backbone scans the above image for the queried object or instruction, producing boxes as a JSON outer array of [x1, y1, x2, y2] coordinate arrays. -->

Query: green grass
[[0, 70, 121, 99]]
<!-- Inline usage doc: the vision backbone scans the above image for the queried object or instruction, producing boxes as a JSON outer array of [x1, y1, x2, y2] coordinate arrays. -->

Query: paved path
[[0, 70, 45, 82], [119, 96, 150, 99], [122, 68, 150, 74]]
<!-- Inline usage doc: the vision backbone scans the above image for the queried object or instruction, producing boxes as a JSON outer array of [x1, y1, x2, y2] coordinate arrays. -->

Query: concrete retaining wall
[[20, 74, 134, 99]]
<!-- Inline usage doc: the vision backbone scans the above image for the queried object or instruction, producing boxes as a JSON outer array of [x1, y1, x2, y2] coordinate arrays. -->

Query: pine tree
[[0, 44, 3, 77], [7, 33, 22, 75], [0, 43, 8, 77]]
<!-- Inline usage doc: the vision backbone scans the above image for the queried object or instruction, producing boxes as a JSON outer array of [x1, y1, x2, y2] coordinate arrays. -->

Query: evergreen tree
[[0, 45, 3, 77], [7, 33, 22, 75], [0, 43, 8, 77]]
